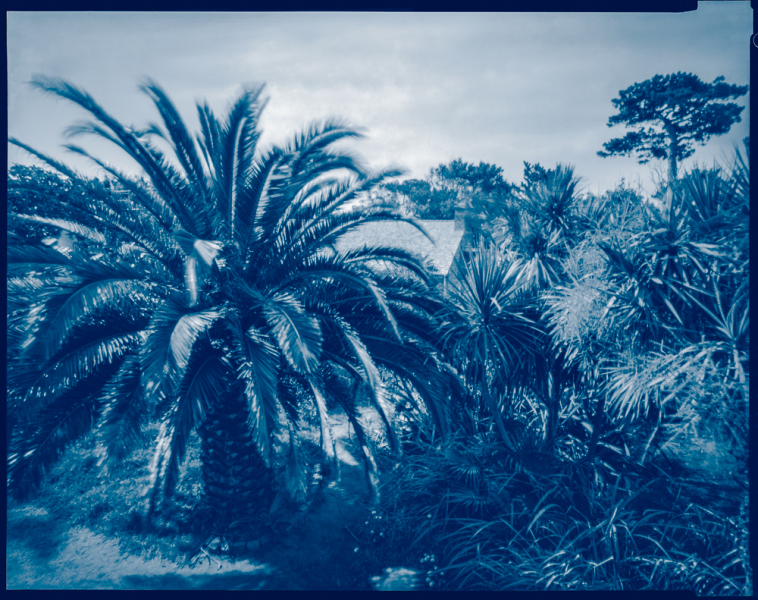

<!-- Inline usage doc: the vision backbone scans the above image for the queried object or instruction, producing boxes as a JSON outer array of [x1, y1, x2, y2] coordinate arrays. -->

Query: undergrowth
[[368, 422, 751, 594], [7, 422, 206, 563]]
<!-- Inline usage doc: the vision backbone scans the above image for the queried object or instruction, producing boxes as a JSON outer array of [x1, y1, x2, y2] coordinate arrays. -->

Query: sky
[[7, 4, 751, 197]]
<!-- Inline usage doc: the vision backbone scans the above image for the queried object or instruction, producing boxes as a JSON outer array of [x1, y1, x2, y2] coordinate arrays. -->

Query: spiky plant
[[7, 76, 451, 524], [439, 240, 541, 453]]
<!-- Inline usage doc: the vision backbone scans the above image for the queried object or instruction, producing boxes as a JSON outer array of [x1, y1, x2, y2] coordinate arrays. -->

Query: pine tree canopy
[[598, 72, 748, 176]]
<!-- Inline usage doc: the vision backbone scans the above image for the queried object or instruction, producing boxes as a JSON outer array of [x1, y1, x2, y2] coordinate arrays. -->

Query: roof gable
[[336, 219, 464, 275]]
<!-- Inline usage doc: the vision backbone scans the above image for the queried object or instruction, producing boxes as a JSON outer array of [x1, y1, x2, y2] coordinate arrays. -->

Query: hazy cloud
[[8, 6, 750, 195]]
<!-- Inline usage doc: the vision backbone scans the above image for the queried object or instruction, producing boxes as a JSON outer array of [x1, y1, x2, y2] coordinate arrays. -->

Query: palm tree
[[440, 240, 541, 454], [494, 164, 586, 450], [7, 76, 450, 523]]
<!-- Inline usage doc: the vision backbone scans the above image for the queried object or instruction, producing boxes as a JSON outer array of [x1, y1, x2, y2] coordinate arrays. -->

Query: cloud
[[8, 8, 750, 194]]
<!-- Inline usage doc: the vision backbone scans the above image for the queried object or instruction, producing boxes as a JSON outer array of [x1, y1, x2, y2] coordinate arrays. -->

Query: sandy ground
[[7, 524, 274, 590], [7, 409, 413, 590]]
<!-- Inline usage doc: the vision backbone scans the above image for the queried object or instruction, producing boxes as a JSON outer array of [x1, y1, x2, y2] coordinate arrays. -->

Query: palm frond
[[63, 119, 131, 154], [62, 143, 179, 231], [94, 353, 145, 470], [8, 389, 100, 499], [140, 301, 227, 409], [282, 422, 308, 505], [338, 320, 401, 455], [140, 80, 220, 238], [262, 292, 322, 376], [212, 84, 266, 239], [9, 137, 81, 179], [13, 331, 146, 423], [284, 118, 366, 173], [236, 148, 286, 260], [29, 75, 201, 236], [308, 379, 339, 474], [37, 272, 150, 363], [322, 358, 381, 500], [231, 323, 281, 467], [10, 213, 106, 245]]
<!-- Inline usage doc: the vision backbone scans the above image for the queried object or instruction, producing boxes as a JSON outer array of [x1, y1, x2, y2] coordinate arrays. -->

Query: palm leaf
[[338, 320, 401, 455], [62, 143, 179, 231], [323, 358, 381, 500], [140, 301, 226, 408], [283, 422, 308, 505], [140, 80, 220, 238], [13, 331, 146, 423], [29, 76, 200, 236], [231, 323, 281, 467], [94, 353, 145, 470], [38, 274, 150, 363], [8, 137, 81, 179], [308, 379, 339, 475], [235, 148, 284, 259], [262, 292, 322, 376], [8, 389, 100, 499]]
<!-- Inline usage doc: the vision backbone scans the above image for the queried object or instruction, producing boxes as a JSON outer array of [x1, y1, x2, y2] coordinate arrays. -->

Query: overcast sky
[[7, 5, 750, 197]]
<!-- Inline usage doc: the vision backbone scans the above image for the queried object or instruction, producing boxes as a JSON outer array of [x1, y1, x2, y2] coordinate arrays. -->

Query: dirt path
[[7, 416, 396, 590]]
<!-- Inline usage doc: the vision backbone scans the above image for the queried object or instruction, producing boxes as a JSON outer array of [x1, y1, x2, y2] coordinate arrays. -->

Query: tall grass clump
[[374, 421, 750, 593]]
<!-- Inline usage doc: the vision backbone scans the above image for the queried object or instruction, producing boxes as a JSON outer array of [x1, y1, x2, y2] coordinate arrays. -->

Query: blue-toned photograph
[[6, 4, 751, 592]]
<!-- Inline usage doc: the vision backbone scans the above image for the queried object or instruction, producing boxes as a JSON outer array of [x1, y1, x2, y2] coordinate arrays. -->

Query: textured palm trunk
[[198, 394, 274, 525]]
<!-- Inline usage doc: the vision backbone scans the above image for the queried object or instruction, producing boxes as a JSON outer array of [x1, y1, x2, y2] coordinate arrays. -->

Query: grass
[[371, 422, 752, 594], [7, 422, 206, 566], [6, 395, 751, 592], [6, 407, 419, 590]]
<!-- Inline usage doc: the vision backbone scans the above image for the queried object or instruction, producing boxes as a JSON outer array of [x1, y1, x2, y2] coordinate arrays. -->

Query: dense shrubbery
[[6, 73, 749, 592], [365, 143, 750, 593]]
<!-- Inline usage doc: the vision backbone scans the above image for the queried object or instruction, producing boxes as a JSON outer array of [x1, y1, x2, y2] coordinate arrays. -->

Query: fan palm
[[7, 77, 450, 521]]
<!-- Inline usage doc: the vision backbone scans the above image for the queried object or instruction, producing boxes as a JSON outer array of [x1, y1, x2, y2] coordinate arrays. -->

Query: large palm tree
[[7, 77, 451, 522]]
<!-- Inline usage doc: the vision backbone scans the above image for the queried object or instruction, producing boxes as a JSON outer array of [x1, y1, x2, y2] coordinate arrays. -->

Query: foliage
[[494, 164, 583, 285], [375, 178, 458, 219], [7, 72, 750, 593], [541, 150, 748, 471], [370, 157, 512, 221], [375, 425, 750, 593], [440, 241, 541, 451], [6, 422, 204, 560], [598, 72, 748, 181], [429, 157, 511, 197], [7, 77, 452, 524]]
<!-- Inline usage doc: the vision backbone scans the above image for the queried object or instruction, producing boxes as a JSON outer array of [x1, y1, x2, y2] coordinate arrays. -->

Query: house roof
[[336, 219, 464, 275]]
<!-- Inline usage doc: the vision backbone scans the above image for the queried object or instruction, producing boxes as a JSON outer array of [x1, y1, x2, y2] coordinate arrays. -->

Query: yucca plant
[[7, 76, 451, 524], [440, 240, 541, 453], [521, 163, 584, 243]]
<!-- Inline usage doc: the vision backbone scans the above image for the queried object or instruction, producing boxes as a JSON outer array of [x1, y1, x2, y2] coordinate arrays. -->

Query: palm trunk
[[585, 393, 606, 461], [199, 393, 274, 525], [481, 337, 516, 452]]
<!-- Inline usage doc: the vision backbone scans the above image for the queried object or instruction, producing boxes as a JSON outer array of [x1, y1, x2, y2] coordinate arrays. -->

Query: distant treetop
[[598, 72, 748, 182]]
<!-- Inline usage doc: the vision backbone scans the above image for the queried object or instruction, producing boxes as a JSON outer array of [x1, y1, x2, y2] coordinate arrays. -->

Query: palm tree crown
[[7, 77, 451, 518]]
